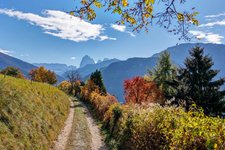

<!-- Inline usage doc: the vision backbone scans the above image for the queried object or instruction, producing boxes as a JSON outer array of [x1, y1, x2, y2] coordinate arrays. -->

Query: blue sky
[[0, 0, 225, 67]]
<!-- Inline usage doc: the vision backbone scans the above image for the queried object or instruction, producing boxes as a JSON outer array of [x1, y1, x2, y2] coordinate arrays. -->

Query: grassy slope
[[0, 75, 70, 149], [66, 98, 91, 150]]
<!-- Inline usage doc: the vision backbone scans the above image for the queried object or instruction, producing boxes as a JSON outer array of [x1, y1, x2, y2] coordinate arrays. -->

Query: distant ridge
[[101, 43, 225, 102], [0, 52, 64, 82], [0, 52, 37, 76], [33, 63, 76, 76]]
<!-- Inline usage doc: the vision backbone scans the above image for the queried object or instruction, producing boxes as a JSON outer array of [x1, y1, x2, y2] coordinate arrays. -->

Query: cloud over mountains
[[0, 9, 116, 42]]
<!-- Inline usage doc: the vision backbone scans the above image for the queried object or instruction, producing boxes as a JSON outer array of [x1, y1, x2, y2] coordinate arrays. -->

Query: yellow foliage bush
[[58, 80, 72, 93], [80, 78, 225, 150]]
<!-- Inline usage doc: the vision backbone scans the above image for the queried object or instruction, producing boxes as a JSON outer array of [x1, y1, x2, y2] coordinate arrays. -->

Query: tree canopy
[[70, 0, 199, 39], [170, 46, 225, 116], [90, 70, 107, 95], [149, 51, 177, 99], [0, 66, 25, 79], [29, 66, 57, 85], [124, 76, 163, 104]]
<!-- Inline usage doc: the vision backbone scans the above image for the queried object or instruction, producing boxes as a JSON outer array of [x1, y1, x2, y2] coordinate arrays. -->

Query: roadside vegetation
[[0, 74, 70, 149], [73, 46, 225, 150]]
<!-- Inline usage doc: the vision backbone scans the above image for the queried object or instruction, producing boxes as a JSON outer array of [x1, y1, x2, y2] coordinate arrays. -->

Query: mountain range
[[0, 52, 37, 76], [101, 43, 225, 102], [75, 58, 120, 78], [0, 43, 224, 102], [33, 63, 76, 76], [0, 52, 64, 83]]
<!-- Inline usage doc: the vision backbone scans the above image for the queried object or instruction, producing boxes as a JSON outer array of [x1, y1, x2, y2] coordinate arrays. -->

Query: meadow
[[0, 75, 70, 149]]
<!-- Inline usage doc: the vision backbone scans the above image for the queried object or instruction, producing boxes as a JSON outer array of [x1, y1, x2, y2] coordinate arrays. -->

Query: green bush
[[0, 75, 70, 149]]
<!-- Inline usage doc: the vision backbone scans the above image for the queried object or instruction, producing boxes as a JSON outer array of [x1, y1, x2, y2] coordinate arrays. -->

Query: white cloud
[[99, 35, 116, 41], [205, 12, 225, 18], [200, 20, 225, 27], [189, 30, 224, 44], [0, 9, 115, 42], [111, 24, 126, 32], [110, 24, 136, 37], [0, 48, 14, 56], [70, 57, 76, 60]]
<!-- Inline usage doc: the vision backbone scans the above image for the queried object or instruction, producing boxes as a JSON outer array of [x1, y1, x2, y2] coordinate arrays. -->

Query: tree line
[[125, 46, 225, 116], [69, 46, 225, 117], [0, 66, 57, 85]]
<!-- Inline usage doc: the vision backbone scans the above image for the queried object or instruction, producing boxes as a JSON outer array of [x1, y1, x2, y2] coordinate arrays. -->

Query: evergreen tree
[[172, 46, 225, 116], [90, 70, 107, 95], [149, 51, 177, 99]]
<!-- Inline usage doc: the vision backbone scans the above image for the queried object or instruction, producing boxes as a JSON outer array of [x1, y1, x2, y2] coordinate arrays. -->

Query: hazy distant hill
[[102, 57, 158, 101], [0, 52, 64, 82], [33, 63, 76, 75], [0, 52, 37, 76], [102, 43, 225, 102], [64, 58, 120, 79]]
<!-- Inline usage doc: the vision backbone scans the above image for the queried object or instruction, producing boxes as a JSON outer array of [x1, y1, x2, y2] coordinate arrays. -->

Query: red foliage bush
[[124, 76, 163, 105]]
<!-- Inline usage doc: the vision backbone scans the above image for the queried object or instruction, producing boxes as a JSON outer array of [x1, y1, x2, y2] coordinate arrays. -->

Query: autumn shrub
[[107, 105, 225, 150], [80, 78, 225, 150], [80, 79, 99, 102], [58, 80, 72, 93], [89, 92, 118, 120], [0, 66, 25, 79]]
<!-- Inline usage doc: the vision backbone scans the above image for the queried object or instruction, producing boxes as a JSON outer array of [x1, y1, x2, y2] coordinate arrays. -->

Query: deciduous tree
[[65, 70, 81, 95], [124, 76, 163, 104], [29, 66, 57, 85], [0, 66, 25, 79], [70, 0, 199, 40]]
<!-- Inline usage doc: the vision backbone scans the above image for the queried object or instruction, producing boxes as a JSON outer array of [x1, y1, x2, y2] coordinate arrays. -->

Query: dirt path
[[65, 99, 91, 150], [82, 102, 108, 150], [51, 98, 107, 150], [51, 99, 75, 150]]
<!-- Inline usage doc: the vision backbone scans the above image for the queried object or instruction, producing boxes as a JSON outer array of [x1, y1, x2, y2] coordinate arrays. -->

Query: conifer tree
[[172, 46, 225, 115], [149, 51, 177, 99], [90, 70, 107, 95]]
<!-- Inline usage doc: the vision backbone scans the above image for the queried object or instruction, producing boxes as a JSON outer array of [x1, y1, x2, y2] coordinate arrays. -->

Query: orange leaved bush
[[124, 76, 163, 105], [90, 92, 118, 119], [29, 66, 57, 85], [58, 80, 72, 93]]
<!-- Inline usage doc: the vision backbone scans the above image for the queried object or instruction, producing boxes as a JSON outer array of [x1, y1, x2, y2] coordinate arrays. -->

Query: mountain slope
[[33, 63, 76, 75], [0, 52, 37, 76], [102, 43, 225, 102], [0, 75, 70, 149], [0, 52, 65, 82], [102, 57, 158, 101]]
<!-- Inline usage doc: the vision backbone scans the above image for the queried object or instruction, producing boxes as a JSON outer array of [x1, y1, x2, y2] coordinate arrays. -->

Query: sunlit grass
[[0, 75, 70, 149]]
